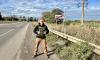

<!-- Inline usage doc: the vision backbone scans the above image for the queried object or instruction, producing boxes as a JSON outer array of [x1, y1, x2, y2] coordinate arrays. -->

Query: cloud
[[0, 0, 100, 20]]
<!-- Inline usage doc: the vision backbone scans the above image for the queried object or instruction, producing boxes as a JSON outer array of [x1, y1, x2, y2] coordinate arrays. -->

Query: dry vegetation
[[48, 22, 100, 46], [46, 33, 100, 60], [32, 22, 100, 60], [0, 21, 19, 24]]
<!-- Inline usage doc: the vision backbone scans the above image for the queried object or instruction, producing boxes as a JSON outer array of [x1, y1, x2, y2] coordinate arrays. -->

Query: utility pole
[[81, 0, 84, 25], [63, 7, 66, 33]]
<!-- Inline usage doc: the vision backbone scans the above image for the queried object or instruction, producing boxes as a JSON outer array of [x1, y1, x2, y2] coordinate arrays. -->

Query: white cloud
[[0, 0, 100, 19]]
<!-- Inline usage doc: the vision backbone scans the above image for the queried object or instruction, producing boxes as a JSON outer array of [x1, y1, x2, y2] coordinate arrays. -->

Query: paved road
[[19, 23, 60, 60], [0, 22, 26, 46], [0, 22, 29, 60], [0, 22, 60, 60]]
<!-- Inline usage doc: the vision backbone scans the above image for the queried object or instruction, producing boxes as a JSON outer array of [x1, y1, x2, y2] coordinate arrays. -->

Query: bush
[[58, 42, 93, 60], [64, 20, 72, 25]]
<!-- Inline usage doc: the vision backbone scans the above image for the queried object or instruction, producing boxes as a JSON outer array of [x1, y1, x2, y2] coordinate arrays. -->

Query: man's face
[[39, 19, 44, 25]]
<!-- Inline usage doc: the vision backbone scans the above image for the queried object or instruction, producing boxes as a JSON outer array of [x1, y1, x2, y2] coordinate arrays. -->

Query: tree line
[[0, 12, 37, 21]]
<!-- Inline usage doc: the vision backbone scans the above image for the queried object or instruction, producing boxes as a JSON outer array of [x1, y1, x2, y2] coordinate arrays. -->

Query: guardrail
[[49, 28, 100, 55]]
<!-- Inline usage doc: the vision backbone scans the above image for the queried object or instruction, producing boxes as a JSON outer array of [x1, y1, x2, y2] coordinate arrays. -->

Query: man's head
[[38, 17, 45, 25]]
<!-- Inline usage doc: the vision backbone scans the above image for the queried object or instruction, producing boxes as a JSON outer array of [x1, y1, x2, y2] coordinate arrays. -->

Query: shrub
[[58, 42, 93, 60]]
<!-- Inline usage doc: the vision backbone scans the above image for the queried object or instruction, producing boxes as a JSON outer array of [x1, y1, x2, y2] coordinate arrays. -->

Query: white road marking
[[0, 29, 14, 37], [0, 24, 29, 60]]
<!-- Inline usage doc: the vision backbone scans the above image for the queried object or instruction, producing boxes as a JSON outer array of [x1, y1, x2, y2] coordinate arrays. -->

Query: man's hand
[[43, 31, 46, 35]]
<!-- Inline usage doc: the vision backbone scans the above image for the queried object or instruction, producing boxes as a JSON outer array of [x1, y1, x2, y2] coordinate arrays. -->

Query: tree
[[42, 8, 64, 23], [33, 17, 38, 21], [13, 16, 20, 21], [0, 12, 2, 20], [22, 16, 26, 21], [42, 12, 53, 22], [52, 8, 64, 15], [28, 17, 34, 21]]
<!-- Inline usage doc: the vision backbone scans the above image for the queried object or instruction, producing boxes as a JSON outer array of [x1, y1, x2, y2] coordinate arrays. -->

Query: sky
[[0, 0, 100, 20]]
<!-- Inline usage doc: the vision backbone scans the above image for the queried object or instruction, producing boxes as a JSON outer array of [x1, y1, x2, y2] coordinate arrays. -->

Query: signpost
[[55, 14, 64, 24], [55, 13, 65, 33]]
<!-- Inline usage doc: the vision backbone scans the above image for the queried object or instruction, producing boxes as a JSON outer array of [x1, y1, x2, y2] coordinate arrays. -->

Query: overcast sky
[[0, 0, 100, 20]]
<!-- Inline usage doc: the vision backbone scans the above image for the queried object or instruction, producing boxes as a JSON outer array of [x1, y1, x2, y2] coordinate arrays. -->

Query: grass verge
[[46, 32, 100, 60]]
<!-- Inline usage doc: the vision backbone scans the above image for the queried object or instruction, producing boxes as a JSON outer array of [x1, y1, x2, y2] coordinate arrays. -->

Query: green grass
[[46, 33, 58, 47], [59, 43, 93, 60], [32, 23, 100, 60], [46, 32, 93, 60], [85, 22, 100, 28]]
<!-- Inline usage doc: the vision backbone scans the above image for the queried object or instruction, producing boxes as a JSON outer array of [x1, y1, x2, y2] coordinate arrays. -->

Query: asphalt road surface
[[0, 22, 27, 46], [0, 22, 29, 60], [0, 22, 60, 60]]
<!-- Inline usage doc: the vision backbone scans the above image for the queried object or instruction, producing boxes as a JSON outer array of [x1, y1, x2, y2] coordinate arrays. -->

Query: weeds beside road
[[48, 23, 100, 46], [32, 22, 100, 60], [0, 21, 20, 24], [46, 33, 100, 60]]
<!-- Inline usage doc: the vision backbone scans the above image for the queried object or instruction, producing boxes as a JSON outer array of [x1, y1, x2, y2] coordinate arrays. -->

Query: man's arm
[[45, 26, 49, 34], [33, 25, 38, 34]]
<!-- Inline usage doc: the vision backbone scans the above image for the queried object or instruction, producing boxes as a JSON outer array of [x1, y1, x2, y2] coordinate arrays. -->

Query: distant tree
[[3, 16, 12, 21], [14, 17, 19, 21], [42, 8, 64, 23], [74, 20, 80, 23], [0, 12, 2, 20], [42, 12, 52, 22], [33, 17, 37, 21], [22, 16, 26, 21], [52, 8, 64, 15], [19, 16, 22, 21], [28, 17, 33, 21], [10, 15, 19, 21]]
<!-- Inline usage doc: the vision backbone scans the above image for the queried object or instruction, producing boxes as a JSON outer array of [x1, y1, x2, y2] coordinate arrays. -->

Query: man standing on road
[[33, 17, 49, 58]]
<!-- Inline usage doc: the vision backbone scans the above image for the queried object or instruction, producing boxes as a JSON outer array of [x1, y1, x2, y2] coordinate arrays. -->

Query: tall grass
[[46, 33, 96, 60], [32, 22, 100, 60], [48, 22, 100, 46]]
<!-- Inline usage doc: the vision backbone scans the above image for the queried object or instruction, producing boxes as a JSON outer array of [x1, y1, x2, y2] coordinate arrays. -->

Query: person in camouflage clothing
[[33, 17, 49, 58]]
